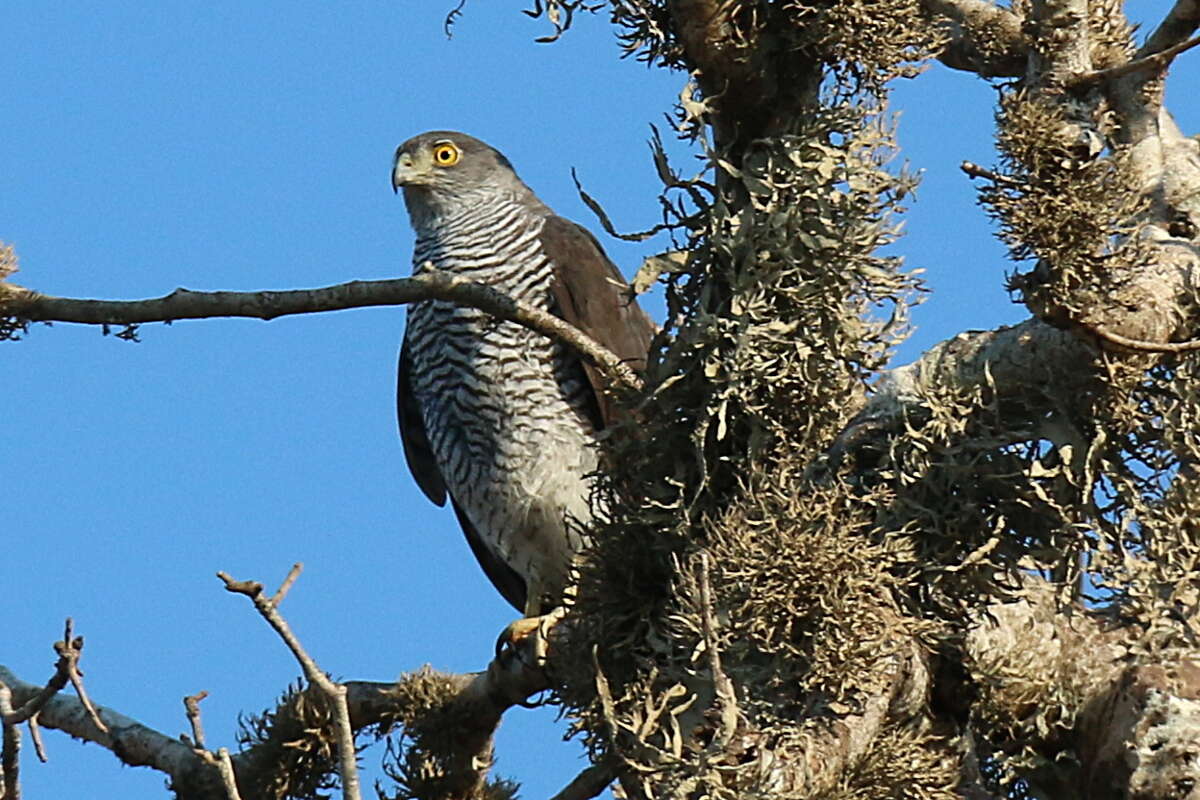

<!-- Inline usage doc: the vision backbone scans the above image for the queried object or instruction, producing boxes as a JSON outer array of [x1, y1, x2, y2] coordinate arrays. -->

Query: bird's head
[[392, 131, 531, 224]]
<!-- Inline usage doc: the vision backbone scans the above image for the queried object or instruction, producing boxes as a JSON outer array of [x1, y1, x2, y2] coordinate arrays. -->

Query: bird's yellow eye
[[432, 143, 460, 167]]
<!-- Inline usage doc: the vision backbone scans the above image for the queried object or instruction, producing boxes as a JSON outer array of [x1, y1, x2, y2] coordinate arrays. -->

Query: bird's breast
[[403, 203, 601, 596]]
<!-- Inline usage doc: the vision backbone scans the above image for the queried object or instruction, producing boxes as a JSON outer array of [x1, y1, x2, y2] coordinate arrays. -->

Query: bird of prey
[[392, 131, 654, 620]]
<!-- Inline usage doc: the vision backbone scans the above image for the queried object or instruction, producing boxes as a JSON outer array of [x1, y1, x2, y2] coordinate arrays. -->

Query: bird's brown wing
[[397, 338, 447, 506], [397, 338, 529, 610], [541, 215, 656, 429]]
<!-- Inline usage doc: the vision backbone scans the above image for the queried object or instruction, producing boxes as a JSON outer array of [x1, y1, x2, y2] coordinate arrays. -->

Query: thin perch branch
[[0, 270, 642, 391]]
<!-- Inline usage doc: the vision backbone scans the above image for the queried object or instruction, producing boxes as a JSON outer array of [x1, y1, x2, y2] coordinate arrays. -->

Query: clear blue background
[[2, 2, 1195, 798]]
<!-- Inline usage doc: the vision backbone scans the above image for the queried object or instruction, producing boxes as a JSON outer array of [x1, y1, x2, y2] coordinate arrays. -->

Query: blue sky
[[2, 2, 1196, 798]]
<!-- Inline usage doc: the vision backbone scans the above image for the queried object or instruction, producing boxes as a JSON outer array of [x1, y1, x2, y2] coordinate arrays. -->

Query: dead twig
[[218, 566, 362, 800], [271, 563, 303, 607], [55, 619, 106, 734], [26, 718, 45, 765], [183, 691, 209, 750], [697, 553, 740, 750], [961, 161, 1021, 186]]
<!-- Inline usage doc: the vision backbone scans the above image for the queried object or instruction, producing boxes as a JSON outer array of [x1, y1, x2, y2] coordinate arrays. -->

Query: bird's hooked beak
[[392, 150, 418, 194]]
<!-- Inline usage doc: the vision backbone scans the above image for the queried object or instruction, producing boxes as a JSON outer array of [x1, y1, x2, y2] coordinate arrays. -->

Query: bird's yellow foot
[[494, 607, 566, 667]]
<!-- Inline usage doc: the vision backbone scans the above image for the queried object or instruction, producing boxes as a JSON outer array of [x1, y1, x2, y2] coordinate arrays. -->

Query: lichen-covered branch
[[0, 271, 641, 391], [963, 585, 1200, 796], [920, 0, 1028, 76], [0, 664, 206, 787], [0, 609, 557, 800]]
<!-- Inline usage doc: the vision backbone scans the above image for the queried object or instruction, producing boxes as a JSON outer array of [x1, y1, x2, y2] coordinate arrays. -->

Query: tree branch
[[0, 586, 566, 800], [1073, 33, 1200, 86], [0, 682, 21, 800], [963, 584, 1200, 796], [921, 0, 1028, 76], [1139, 0, 1200, 60], [0, 665, 205, 787], [547, 762, 614, 800], [0, 271, 642, 391]]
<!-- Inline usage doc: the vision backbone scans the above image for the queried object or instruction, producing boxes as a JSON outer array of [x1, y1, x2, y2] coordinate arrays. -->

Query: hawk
[[392, 131, 654, 619]]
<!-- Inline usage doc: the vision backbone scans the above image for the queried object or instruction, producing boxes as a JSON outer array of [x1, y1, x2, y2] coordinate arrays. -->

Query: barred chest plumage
[[402, 195, 599, 609]]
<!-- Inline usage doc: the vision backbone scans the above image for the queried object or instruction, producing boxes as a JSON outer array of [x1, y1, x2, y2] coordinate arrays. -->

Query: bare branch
[[1139, 0, 1200, 59], [548, 762, 614, 800], [0, 270, 642, 391], [56, 619, 106, 735], [0, 665, 204, 783], [218, 569, 362, 800], [271, 563, 303, 607], [26, 718, 45, 765], [4, 652, 70, 726], [216, 748, 242, 800], [1073, 33, 1200, 86]]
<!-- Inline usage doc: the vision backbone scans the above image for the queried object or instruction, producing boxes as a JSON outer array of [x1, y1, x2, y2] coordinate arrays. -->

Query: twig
[[961, 161, 1021, 186], [217, 747, 243, 800], [0, 682, 21, 800], [443, 0, 468, 37], [1089, 324, 1200, 353], [56, 619, 106, 734], [5, 653, 70, 726], [697, 553, 740, 750], [183, 691, 208, 750], [271, 563, 303, 607], [548, 762, 615, 800], [26, 718, 45, 765], [3, 618, 104, 763], [0, 270, 642, 391], [218, 569, 362, 800], [1073, 33, 1200, 86]]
